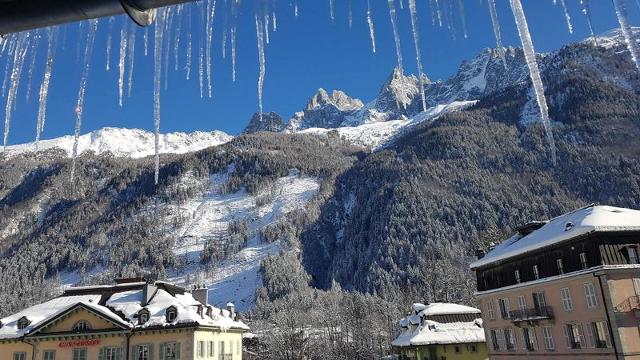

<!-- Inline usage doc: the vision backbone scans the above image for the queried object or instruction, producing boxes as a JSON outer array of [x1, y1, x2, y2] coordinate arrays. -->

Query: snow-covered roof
[[392, 319, 485, 347], [471, 205, 640, 269], [0, 282, 248, 340], [0, 295, 128, 339], [412, 303, 481, 317]]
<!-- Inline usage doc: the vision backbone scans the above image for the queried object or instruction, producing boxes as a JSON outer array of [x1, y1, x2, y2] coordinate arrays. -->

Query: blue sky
[[3, 0, 639, 144]]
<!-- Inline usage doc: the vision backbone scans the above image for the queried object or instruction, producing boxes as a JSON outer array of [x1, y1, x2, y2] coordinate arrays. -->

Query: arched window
[[17, 317, 31, 330], [72, 320, 91, 332], [166, 306, 178, 323]]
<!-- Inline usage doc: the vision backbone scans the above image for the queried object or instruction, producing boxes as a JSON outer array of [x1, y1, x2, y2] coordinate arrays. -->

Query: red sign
[[59, 339, 100, 348]]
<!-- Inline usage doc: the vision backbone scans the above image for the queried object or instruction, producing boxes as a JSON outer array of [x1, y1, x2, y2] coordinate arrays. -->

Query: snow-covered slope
[[300, 100, 477, 149], [4, 127, 233, 158], [166, 167, 321, 311]]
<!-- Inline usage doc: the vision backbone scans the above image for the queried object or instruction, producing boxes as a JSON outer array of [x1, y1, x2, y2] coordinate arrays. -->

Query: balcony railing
[[615, 295, 640, 313], [509, 306, 554, 322]]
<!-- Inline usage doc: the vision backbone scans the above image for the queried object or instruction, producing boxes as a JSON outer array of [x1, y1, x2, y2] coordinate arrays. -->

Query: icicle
[[329, 0, 335, 23], [255, 14, 266, 122], [144, 27, 149, 57], [36, 28, 58, 148], [127, 25, 136, 97], [434, 0, 443, 27], [154, 9, 167, 185], [264, 13, 271, 45], [186, 5, 193, 80], [205, 0, 217, 98], [408, 0, 426, 112], [118, 23, 127, 107], [294, 1, 299, 17], [613, 0, 640, 72], [446, 0, 456, 40], [174, 5, 183, 71], [457, 0, 468, 39], [367, 0, 377, 53], [199, 3, 206, 97], [399, 0, 404, 9], [429, 0, 437, 26], [348, 0, 353, 29], [387, 0, 404, 73], [559, 0, 573, 34], [163, 7, 174, 91], [231, 0, 239, 82], [488, 0, 507, 69], [70, 19, 98, 181], [25, 31, 42, 103], [106, 17, 114, 71], [273, 10, 278, 32], [222, 27, 228, 59], [579, 0, 597, 45], [509, 0, 557, 165], [3, 33, 29, 150]]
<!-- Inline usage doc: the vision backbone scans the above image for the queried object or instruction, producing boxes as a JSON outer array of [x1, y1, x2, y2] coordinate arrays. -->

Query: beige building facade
[[0, 279, 248, 360], [471, 205, 640, 359]]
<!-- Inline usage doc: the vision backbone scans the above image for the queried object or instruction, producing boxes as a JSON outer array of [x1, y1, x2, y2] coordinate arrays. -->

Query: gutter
[[20, 338, 35, 360]]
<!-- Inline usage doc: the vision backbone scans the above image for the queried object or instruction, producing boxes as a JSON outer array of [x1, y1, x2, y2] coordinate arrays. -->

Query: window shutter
[[160, 343, 165, 360], [149, 344, 154, 360], [585, 323, 595, 348], [98, 348, 105, 360], [604, 321, 612, 347], [563, 326, 571, 349], [176, 343, 181, 359]]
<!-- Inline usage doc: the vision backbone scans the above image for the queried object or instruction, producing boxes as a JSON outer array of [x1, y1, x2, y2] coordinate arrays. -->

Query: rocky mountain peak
[[242, 111, 285, 134], [305, 88, 363, 112]]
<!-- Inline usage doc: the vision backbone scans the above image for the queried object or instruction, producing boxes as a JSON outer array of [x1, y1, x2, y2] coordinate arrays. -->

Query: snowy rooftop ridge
[[471, 205, 640, 269], [393, 302, 484, 347], [0, 279, 248, 340]]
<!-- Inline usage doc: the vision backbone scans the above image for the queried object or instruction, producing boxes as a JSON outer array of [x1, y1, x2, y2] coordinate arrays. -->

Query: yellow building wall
[[41, 307, 120, 333], [0, 341, 33, 360], [193, 328, 244, 360], [398, 342, 488, 360], [32, 336, 126, 360], [130, 328, 196, 359]]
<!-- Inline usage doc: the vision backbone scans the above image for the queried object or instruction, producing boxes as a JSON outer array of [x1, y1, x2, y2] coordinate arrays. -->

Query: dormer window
[[138, 309, 150, 325], [197, 305, 204, 318], [556, 259, 564, 274], [17, 316, 31, 330], [628, 246, 639, 264], [72, 320, 91, 332], [166, 306, 178, 322], [565, 222, 574, 231], [514, 270, 521, 284], [580, 252, 588, 269], [206, 306, 213, 318], [533, 265, 540, 280]]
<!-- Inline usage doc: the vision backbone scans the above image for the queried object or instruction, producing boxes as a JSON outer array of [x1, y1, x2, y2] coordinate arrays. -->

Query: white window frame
[[161, 342, 180, 360], [504, 328, 516, 350], [486, 301, 495, 320], [515, 270, 521, 283], [72, 348, 87, 360], [580, 252, 588, 269], [136, 344, 151, 360], [628, 247, 639, 264], [490, 329, 500, 351], [633, 278, 640, 296], [533, 265, 540, 279], [522, 327, 537, 351], [584, 282, 598, 308], [498, 298, 510, 320], [560, 288, 573, 312], [556, 259, 564, 274], [543, 326, 555, 350], [208, 340, 214, 357], [72, 320, 91, 332], [13, 353, 27, 360], [43, 350, 56, 360], [197, 341, 205, 358], [517, 295, 526, 311]]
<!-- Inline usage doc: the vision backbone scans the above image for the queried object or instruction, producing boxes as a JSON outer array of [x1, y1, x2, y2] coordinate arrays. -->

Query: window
[[72, 348, 87, 360], [470, 344, 477, 352], [634, 278, 640, 296], [517, 296, 526, 311], [13, 353, 26, 360], [543, 326, 555, 350], [498, 298, 510, 320], [134, 344, 151, 360], [166, 306, 177, 322], [556, 259, 564, 274], [219, 341, 225, 357], [72, 320, 91, 332], [100, 347, 122, 360], [490, 329, 500, 351], [565, 324, 584, 349], [17, 316, 31, 330], [628, 247, 639, 264], [454, 345, 461, 353], [486, 301, 495, 320], [560, 288, 573, 312], [138, 310, 150, 325], [43, 350, 56, 360], [580, 252, 588, 269], [533, 292, 547, 313], [197, 341, 205, 357], [584, 282, 598, 308], [515, 270, 521, 284], [504, 328, 516, 350], [496, 330, 506, 350], [522, 328, 537, 351], [533, 265, 540, 280], [161, 342, 180, 360], [591, 321, 609, 348], [208, 341, 214, 357]]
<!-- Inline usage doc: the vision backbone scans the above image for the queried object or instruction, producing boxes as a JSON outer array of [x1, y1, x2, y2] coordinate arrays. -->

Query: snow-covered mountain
[[4, 127, 233, 158], [285, 88, 364, 132], [242, 112, 285, 134]]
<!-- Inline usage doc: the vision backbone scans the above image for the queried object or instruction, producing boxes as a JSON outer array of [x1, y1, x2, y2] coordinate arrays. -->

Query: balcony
[[509, 306, 554, 323], [615, 295, 640, 313]]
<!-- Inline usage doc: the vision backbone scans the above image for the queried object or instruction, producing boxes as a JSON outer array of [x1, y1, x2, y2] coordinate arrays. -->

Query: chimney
[[226, 303, 236, 319], [142, 282, 157, 306], [475, 249, 486, 259], [192, 285, 209, 306]]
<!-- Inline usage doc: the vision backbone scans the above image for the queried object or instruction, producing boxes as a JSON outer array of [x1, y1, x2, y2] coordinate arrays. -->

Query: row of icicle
[[0, 0, 639, 184]]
